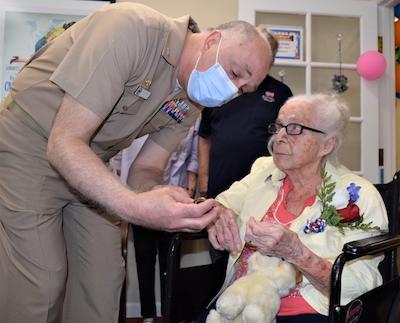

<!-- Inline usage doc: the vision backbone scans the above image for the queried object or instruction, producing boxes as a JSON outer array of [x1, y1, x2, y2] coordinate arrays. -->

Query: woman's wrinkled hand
[[207, 204, 242, 255], [244, 217, 303, 263]]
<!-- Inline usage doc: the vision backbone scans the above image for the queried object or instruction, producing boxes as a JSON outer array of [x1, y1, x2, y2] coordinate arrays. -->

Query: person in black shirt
[[198, 74, 292, 198]]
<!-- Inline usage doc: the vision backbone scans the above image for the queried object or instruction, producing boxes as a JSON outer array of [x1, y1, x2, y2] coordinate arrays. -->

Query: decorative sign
[[267, 26, 303, 61]]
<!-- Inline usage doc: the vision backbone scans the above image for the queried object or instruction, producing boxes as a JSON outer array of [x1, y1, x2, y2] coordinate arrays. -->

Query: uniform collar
[[162, 16, 199, 67]]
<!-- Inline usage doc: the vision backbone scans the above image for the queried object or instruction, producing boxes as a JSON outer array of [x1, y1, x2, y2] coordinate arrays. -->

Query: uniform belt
[[6, 101, 47, 137]]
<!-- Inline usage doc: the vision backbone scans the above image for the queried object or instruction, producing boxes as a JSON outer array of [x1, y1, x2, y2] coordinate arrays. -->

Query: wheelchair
[[163, 171, 400, 323], [329, 171, 400, 323]]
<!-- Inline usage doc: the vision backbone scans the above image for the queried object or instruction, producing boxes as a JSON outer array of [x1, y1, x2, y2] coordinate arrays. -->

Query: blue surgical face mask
[[187, 37, 238, 107]]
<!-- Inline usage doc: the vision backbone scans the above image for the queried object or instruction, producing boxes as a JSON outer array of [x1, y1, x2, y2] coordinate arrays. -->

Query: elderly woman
[[206, 93, 388, 323]]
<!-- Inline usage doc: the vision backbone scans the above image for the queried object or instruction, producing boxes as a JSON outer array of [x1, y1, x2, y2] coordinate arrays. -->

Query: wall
[[118, 0, 238, 30]]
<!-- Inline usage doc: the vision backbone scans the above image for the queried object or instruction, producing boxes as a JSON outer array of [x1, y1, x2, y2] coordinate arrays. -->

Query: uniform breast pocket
[[115, 99, 143, 115], [114, 86, 145, 115]]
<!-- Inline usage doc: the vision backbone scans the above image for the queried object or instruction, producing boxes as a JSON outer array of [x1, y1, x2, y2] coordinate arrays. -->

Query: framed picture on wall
[[266, 25, 303, 61], [0, 0, 108, 99]]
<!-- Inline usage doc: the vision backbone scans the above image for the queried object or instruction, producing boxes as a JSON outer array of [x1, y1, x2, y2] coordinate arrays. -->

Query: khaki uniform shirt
[[11, 3, 201, 161]]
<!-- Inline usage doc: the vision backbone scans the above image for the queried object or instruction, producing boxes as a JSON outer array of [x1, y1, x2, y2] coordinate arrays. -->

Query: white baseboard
[[126, 302, 162, 318]]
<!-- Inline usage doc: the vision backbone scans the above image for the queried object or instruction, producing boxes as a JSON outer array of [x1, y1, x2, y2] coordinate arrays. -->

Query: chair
[[164, 171, 400, 323], [163, 231, 227, 323], [328, 171, 400, 323]]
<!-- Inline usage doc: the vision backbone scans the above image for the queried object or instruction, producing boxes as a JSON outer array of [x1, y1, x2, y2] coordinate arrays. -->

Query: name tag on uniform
[[134, 86, 151, 100]]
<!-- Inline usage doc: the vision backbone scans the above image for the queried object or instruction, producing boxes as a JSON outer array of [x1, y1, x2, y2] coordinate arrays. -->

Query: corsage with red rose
[[304, 168, 383, 235]]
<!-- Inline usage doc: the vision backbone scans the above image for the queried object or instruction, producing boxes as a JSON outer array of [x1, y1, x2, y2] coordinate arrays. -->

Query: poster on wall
[[266, 25, 303, 61], [2, 12, 83, 99], [0, 1, 108, 100]]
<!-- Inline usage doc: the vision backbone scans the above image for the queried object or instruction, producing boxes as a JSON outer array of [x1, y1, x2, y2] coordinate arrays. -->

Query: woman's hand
[[244, 217, 303, 262], [207, 204, 242, 255], [244, 217, 332, 295]]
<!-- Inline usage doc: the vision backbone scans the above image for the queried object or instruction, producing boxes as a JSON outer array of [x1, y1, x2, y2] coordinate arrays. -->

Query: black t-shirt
[[199, 75, 292, 198]]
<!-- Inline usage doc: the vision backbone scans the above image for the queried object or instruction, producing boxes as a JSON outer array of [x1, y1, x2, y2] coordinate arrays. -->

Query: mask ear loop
[[194, 34, 223, 71], [193, 53, 202, 71], [215, 35, 223, 64]]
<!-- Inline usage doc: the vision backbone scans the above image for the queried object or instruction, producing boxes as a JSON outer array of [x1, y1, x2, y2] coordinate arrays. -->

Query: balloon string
[[338, 34, 342, 76]]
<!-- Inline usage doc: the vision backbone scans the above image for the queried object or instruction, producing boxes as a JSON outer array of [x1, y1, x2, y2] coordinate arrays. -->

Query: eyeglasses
[[267, 122, 326, 135]]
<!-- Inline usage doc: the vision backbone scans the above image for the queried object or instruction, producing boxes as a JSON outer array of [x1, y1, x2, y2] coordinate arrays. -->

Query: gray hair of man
[[256, 25, 279, 64], [215, 20, 272, 58], [267, 93, 351, 164]]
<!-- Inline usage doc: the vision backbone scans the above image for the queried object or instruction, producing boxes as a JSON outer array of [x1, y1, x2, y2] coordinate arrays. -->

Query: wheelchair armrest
[[171, 230, 208, 242], [329, 234, 400, 321], [343, 234, 400, 258], [164, 230, 211, 323], [167, 231, 208, 258], [168, 231, 208, 256]]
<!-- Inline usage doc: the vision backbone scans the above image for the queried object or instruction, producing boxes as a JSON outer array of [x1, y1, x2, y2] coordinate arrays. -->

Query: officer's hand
[[130, 185, 218, 232]]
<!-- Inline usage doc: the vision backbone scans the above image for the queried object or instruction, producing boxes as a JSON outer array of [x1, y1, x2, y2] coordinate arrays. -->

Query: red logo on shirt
[[262, 91, 276, 102]]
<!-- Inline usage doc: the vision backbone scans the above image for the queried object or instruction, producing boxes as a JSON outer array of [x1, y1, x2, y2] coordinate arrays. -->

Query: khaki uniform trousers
[[0, 104, 125, 323]]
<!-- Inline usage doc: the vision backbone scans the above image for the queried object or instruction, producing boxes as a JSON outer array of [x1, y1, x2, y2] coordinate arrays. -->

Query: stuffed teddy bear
[[206, 251, 297, 323]]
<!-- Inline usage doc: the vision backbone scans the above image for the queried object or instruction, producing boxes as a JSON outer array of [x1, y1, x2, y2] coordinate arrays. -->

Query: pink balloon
[[356, 51, 387, 80]]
